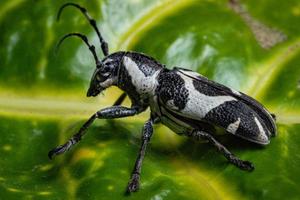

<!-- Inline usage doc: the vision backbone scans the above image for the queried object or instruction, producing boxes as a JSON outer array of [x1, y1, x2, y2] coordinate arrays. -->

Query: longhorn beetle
[[49, 3, 277, 193]]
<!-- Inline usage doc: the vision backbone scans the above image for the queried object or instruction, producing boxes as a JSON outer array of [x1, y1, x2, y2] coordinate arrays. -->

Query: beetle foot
[[235, 160, 255, 171], [48, 145, 65, 159], [48, 140, 73, 159], [126, 173, 140, 193]]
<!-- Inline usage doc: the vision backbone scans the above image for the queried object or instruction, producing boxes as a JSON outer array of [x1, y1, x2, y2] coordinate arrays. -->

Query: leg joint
[[142, 132, 153, 141], [142, 120, 153, 140], [190, 130, 209, 140]]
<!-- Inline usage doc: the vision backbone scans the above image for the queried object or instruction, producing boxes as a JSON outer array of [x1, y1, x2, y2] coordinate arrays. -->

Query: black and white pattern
[[115, 53, 276, 144], [51, 3, 278, 192]]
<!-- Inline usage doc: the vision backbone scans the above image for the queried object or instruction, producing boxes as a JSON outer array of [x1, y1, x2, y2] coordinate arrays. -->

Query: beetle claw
[[126, 173, 140, 193], [238, 160, 255, 171], [48, 141, 72, 160], [48, 145, 64, 159]]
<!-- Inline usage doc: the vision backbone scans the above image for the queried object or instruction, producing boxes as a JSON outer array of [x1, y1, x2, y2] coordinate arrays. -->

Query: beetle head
[[87, 57, 120, 97], [55, 32, 123, 97], [56, 3, 126, 98]]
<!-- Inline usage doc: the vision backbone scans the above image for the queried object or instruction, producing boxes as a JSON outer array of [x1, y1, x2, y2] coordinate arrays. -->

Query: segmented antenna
[[56, 33, 102, 68], [57, 3, 109, 56]]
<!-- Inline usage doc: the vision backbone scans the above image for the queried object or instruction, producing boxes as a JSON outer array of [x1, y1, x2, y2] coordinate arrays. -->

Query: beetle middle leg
[[48, 106, 140, 159], [190, 130, 254, 171], [127, 118, 154, 193]]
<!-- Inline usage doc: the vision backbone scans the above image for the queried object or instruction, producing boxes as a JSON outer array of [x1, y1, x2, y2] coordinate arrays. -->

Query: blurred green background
[[0, 0, 300, 199]]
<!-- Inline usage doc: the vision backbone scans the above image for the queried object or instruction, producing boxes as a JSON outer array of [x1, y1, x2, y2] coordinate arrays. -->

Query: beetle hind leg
[[190, 130, 254, 171]]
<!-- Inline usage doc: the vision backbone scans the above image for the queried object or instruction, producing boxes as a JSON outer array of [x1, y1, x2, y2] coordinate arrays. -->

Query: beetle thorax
[[122, 56, 161, 96], [120, 55, 161, 99]]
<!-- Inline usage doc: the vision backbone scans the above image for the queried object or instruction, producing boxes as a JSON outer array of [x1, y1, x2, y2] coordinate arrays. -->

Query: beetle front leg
[[190, 130, 254, 171], [48, 106, 140, 159], [127, 118, 153, 193]]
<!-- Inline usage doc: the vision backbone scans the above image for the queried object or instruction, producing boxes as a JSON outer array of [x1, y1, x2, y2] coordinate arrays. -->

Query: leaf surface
[[0, 0, 299, 199]]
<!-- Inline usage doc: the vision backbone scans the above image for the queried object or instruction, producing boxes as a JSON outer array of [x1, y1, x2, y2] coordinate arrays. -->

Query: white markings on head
[[103, 58, 113, 65], [179, 73, 237, 119], [254, 117, 268, 142], [123, 56, 160, 96], [226, 118, 241, 134], [100, 78, 114, 88]]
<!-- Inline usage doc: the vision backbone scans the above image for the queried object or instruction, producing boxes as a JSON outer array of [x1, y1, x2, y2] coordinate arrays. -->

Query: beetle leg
[[48, 106, 140, 159], [127, 118, 153, 193], [113, 92, 127, 106], [190, 130, 254, 171]]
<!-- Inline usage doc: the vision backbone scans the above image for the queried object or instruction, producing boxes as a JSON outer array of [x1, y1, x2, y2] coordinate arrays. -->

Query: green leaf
[[0, 0, 299, 199]]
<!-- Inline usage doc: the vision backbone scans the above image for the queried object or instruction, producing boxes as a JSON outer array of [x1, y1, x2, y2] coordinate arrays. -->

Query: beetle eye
[[103, 66, 110, 72], [100, 65, 112, 76]]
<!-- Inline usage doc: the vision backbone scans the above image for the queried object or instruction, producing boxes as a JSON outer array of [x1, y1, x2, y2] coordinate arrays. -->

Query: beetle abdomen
[[176, 68, 277, 137], [157, 69, 271, 145], [204, 100, 271, 144]]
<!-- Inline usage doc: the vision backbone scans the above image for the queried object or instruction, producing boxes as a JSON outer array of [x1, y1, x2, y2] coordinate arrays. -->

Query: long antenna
[[57, 3, 109, 56], [56, 33, 102, 68]]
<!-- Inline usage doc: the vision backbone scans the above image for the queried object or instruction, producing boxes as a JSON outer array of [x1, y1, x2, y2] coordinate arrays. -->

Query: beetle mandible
[[49, 3, 277, 193]]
